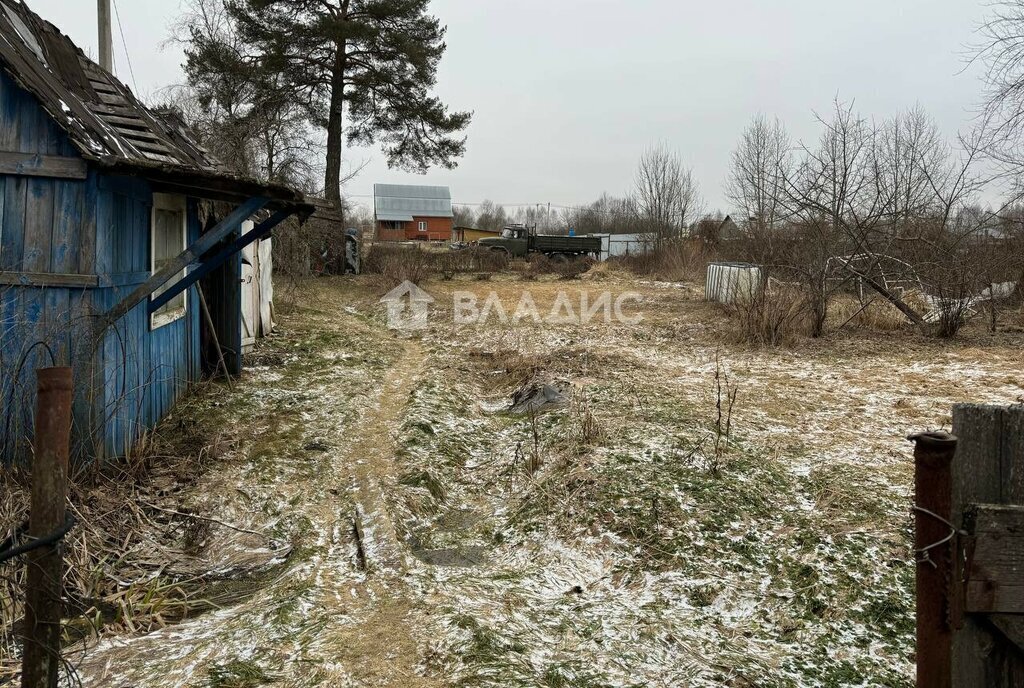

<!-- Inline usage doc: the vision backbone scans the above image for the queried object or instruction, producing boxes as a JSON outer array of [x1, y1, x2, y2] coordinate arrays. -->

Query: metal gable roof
[[374, 183, 454, 219]]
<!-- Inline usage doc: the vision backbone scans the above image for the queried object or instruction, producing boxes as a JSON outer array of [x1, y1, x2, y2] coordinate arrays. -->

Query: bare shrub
[[363, 244, 436, 285], [726, 281, 812, 347], [516, 255, 596, 280], [365, 244, 512, 286], [438, 246, 510, 276], [708, 352, 738, 476]]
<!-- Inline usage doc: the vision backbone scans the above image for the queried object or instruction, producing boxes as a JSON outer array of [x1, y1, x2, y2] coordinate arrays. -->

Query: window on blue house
[[150, 193, 187, 329]]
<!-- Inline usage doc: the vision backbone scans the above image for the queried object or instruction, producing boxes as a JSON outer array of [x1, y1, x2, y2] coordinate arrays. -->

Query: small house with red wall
[[374, 184, 453, 241]]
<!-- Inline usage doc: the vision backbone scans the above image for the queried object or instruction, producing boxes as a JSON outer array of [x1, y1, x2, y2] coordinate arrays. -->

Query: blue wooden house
[[0, 3, 316, 465]]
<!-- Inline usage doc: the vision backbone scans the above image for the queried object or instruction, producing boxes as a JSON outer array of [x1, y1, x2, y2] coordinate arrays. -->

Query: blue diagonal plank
[[147, 208, 294, 314]]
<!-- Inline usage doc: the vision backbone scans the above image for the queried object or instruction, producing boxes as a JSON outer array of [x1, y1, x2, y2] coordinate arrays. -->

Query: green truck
[[478, 225, 602, 260]]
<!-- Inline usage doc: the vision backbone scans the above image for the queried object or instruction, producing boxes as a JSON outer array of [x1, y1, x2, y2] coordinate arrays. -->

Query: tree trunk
[[324, 42, 347, 210], [855, 270, 929, 330]]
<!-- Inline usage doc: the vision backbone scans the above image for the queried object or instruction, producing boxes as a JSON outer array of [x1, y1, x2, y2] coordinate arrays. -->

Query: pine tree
[[225, 0, 471, 208]]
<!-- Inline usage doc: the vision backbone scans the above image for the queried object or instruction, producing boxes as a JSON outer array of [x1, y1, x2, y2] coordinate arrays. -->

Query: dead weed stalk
[[705, 352, 739, 476]]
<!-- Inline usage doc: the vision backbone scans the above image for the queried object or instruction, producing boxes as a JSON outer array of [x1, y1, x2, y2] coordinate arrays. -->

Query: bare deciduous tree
[[725, 115, 791, 234], [634, 144, 703, 245], [166, 0, 320, 190]]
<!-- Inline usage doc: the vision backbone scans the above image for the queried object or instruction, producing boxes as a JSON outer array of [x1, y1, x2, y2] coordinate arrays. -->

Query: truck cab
[[478, 225, 530, 257]]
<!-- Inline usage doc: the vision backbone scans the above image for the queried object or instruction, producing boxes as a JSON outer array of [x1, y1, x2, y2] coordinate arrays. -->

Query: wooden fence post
[[949, 404, 1024, 687], [21, 367, 73, 688], [912, 431, 959, 688]]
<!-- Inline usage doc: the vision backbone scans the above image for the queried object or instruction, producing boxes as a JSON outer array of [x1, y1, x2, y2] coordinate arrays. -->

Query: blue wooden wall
[[0, 72, 203, 466]]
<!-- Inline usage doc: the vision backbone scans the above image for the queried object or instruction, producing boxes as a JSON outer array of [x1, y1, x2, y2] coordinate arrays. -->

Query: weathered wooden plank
[[1002, 408, 1024, 504], [965, 505, 1024, 614], [51, 179, 83, 274], [98, 114, 148, 128], [0, 152, 88, 180], [951, 404, 1024, 688], [989, 616, 1024, 655], [67, 287, 97, 464], [1, 176, 27, 271], [0, 286, 23, 464], [967, 583, 1024, 615], [22, 177, 55, 272], [111, 192, 128, 273], [99, 272, 150, 288], [0, 272, 99, 288], [78, 172, 97, 274], [16, 285, 46, 460], [0, 176, 6, 261], [96, 90, 130, 108], [43, 286, 71, 365]]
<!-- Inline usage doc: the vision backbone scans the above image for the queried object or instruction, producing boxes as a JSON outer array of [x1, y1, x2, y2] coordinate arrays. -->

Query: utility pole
[[98, 0, 113, 73]]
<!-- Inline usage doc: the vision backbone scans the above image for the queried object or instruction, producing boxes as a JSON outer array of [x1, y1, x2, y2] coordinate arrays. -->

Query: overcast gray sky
[[31, 0, 991, 215]]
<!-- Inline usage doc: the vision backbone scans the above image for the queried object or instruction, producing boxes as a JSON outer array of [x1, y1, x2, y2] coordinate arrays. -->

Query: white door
[[240, 224, 259, 352], [258, 238, 275, 336]]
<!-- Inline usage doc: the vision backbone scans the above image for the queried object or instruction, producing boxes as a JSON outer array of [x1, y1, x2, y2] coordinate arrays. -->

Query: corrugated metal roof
[[377, 212, 415, 222], [374, 183, 453, 219]]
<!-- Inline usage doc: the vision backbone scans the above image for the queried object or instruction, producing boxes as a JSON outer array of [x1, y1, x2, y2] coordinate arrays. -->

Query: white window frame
[[418, 221, 428, 232], [150, 193, 188, 330]]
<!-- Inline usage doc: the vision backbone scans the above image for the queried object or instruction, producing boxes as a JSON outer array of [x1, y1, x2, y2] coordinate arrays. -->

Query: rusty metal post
[[911, 431, 959, 688], [21, 367, 73, 688]]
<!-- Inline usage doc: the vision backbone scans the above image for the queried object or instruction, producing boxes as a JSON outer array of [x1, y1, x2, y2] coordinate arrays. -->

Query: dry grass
[[0, 383, 263, 683], [831, 295, 914, 332]]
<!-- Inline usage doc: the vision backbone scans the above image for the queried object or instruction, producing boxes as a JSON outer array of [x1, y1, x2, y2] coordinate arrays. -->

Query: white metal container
[[705, 262, 762, 304]]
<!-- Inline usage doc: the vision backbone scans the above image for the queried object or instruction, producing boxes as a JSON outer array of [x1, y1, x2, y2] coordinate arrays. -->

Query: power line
[[111, 0, 139, 94]]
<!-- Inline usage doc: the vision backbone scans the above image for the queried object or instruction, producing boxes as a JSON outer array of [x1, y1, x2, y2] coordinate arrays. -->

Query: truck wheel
[[551, 253, 569, 264], [490, 246, 510, 256]]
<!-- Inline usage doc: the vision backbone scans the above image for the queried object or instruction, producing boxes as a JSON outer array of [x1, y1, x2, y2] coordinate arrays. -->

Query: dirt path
[[323, 338, 436, 686], [351, 340, 423, 574], [73, 306, 436, 687]]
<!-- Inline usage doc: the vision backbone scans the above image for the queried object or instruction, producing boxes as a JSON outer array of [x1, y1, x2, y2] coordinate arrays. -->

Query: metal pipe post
[[910, 431, 959, 688], [21, 367, 73, 688]]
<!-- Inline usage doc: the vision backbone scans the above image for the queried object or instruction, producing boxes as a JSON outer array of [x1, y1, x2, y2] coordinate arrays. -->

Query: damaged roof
[[0, 0, 311, 208]]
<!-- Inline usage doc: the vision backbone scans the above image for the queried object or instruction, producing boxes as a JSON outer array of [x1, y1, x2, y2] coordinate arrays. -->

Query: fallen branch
[[138, 501, 270, 541]]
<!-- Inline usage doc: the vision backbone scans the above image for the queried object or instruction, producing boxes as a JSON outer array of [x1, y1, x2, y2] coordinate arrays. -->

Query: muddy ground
[[69, 272, 1024, 687]]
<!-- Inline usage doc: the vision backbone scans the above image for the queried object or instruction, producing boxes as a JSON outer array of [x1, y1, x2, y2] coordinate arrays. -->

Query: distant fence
[[589, 233, 653, 261]]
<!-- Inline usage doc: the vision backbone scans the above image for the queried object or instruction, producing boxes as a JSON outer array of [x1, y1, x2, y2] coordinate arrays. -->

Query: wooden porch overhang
[[96, 193, 306, 338]]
